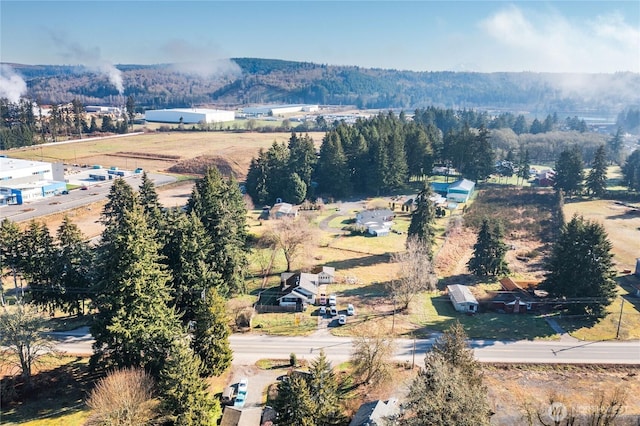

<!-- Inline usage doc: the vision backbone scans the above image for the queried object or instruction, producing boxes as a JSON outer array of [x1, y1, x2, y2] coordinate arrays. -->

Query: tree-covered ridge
[[6, 59, 639, 115]]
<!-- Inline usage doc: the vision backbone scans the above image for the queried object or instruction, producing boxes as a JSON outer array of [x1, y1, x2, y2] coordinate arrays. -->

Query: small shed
[[447, 284, 478, 313], [447, 179, 475, 203]]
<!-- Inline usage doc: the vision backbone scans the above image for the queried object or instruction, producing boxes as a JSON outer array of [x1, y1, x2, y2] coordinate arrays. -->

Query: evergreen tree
[[607, 127, 624, 165], [288, 132, 317, 190], [91, 204, 183, 375], [192, 287, 233, 377], [245, 149, 270, 205], [138, 171, 164, 230], [273, 374, 317, 426], [160, 340, 221, 426], [101, 178, 137, 229], [585, 145, 608, 197], [542, 215, 616, 318], [512, 115, 528, 135], [622, 149, 640, 192], [53, 216, 93, 315], [20, 221, 58, 312], [89, 116, 99, 133], [529, 118, 544, 134], [163, 211, 217, 321], [284, 172, 307, 205], [400, 322, 490, 426], [187, 167, 248, 295], [554, 146, 585, 196], [316, 131, 350, 198], [467, 218, 510, 277], [465, 125, 495, 182], [517, 149, 531, 186], [407, 181, 436, 258], [0, 219, 24, 301], [307, 350, 348, 426]]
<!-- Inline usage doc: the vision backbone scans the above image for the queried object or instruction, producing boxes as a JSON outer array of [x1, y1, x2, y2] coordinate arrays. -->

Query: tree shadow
[[1, 356, 96, 424], [324, 253, 392, 271]]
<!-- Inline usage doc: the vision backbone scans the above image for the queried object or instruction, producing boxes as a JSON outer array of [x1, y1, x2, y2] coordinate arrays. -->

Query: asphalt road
[[0, 173, 176, 222], [50, 329, 640, 366]]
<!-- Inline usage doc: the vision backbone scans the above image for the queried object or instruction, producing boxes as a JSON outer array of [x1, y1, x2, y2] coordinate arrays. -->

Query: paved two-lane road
[[51, 329, 640, 365]]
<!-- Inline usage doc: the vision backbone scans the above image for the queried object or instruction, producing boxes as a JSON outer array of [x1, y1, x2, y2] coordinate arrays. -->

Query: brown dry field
[[12, 131, 326, 181], [563, 199, 640, 271]]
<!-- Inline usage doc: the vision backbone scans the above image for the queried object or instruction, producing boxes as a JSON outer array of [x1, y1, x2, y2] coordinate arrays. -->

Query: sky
[[0, 0, 639, 75]]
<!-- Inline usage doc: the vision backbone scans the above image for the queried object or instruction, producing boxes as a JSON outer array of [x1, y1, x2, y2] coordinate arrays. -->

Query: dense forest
[[4, 58, 640, 120]]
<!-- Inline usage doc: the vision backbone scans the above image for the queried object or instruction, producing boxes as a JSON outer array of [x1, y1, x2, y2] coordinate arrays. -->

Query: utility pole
[[412, 333, 416, 369], [615, 299, 625, 340]]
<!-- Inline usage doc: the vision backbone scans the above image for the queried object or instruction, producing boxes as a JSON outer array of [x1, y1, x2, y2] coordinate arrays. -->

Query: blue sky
[[1, 1, 639, 73]]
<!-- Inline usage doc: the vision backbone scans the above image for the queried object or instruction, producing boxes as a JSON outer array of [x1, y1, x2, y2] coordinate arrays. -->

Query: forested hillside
[[5, 58, 639, 118]]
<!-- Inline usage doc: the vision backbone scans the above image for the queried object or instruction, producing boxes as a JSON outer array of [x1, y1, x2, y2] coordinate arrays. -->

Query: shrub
[[290, 353, 297, 367]]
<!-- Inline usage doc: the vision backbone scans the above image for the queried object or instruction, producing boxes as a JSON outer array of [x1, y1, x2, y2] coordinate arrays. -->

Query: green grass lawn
[[556, 278, 640, 341], [410, 293, 558, 340], [1, 356, 92, 426], [252, 312, 317, 336]]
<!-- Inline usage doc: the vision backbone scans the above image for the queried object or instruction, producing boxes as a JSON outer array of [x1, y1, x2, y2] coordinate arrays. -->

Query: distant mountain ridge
[[4, 58, 639, 118]]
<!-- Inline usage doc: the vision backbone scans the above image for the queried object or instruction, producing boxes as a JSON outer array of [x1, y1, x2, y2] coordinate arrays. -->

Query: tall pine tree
[[160, 340, 221, 425], [586, 145, 608, 197], [191, 287, 233, 377], [467, 218, 510, 277], [91, 204, 182, 375], [542, 215, 616, 318], [407, 181, 436, 258], [187, 167, 248, 296]]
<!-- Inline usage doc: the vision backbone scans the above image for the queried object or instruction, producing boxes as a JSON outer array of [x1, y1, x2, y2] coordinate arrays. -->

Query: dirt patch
[[485, 365, 640, 425], [167, 155, 246, 179]]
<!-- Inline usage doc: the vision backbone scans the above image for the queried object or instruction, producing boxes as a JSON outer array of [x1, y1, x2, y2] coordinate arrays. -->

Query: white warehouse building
[[0, 157, 66, 206], [144, 108, 235, 124], [242, 104, 319, 116]]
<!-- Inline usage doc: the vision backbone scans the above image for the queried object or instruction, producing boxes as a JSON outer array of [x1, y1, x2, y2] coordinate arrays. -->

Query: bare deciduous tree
[[388, 236, 438, 311], [86, 368, 160, 426], [0, 303, 58, 383], [264, 216, 318, 272], [350, 324, 395, 386]]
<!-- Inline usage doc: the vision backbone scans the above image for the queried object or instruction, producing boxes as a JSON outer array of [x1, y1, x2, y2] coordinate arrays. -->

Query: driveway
[[227, 365, 281, 409]]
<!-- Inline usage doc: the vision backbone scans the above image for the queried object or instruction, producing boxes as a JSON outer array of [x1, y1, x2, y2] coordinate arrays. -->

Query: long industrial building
[[0, 157, 66, 206], [242, 104, 319, 116], [144, 108, 235, 124]]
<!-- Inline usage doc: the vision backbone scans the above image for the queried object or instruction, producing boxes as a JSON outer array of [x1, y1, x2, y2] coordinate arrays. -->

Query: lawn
[[1, 356, 92, 426]]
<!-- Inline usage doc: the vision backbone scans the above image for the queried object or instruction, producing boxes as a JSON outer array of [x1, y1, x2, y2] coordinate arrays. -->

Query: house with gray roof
[[355, 209, 395, 237], [349, 398, 399, 426]]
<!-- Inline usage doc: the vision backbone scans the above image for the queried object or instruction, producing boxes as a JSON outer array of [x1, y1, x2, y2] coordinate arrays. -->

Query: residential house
[[446, 179, 475, 203], [447, 284, 478, 313], [349, 398, 399, 426], [270, 202, 298, 219], [278, 272, 327, 308], [356, 208, 394, 237], [536, 170, 556, 187]]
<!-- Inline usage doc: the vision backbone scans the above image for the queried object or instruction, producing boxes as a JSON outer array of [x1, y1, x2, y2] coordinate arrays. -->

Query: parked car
[[329, 306, 338, 316], [347, 304, 355, 316], [238, 378, 248, 393], [328, 294, 337, 306], [319, 306, 327, 316], [234, 391, 246, 408], [338, 314, 347, 325], [221, 386, 236, 405], [234, 378, 248, 408]]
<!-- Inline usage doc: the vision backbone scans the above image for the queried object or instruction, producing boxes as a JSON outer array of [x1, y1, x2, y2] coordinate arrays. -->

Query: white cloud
[[0, 65, 27, 103], [479, 5, 640, 73]]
